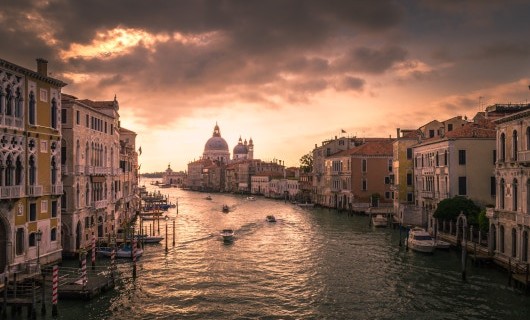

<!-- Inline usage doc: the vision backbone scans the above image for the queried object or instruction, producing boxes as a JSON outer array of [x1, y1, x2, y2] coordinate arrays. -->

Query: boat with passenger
[[220, 229, 234, 242], [266, 215, 277, 222], [247, 196, 256, 201], [407, 227, 435, 253], [297, 202, 315, 208], [222, 204, 229, 213], [205, 195, 212, 200]]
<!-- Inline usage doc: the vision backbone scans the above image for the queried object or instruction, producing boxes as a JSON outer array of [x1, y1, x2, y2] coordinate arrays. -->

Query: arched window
[[500, 178, 505, 209], [51, 98, 57, 129], [76, 140, 80, 166], [29, 91, 36, 125], [5, 86, 13, 116], [76, 183, 80, 208], [29, 155, 36, 185], [513, 178, 518, 211], [0, 87, 4, 114], [512, 130, 518, 161], [5, 155, 13, 186], [51, 156, 57, 185], [85, 183, 90, 206], [15, 87, 23, 119], [512, 228, 517, 258], [0, 158, 3, 187], [527, 127, 530, 150], [98, 216, 103, 237], [500, 133, 506, 162], [15, 155, 23, 185], [62, 191, 67, 210], [29, 232, 37, 247], [500, 225, 505, 253], [436, 151, 439, 166], [61, 139, 67, 165]]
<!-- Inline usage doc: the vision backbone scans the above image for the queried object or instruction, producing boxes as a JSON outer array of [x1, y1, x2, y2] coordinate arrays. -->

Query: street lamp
[[36, 229, 42, 269]]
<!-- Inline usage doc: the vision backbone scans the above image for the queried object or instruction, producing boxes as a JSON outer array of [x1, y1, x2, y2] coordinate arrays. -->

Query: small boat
[[407, 227, 435, 253], [297, 202, 314, 208], [205, 195, 212, 200], [246, 196, 256, 201], [266, 215, 276, 222], [222, 205, 229, 213], [434, 239, 451, 250], [98, 243, 144, 258], [220, 229, 234, 242], [371, 214, 388, 227], [134, 234, 164, 244]]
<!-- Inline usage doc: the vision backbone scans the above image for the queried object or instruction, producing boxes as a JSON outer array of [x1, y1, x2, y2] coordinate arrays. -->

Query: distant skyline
[[1, 0, 529, 172]]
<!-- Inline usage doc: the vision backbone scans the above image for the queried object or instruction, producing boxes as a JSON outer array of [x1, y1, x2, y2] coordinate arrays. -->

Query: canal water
[[44, 182, 530, 319]]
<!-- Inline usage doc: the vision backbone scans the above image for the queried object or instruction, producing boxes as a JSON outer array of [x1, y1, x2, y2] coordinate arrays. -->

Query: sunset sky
[[1, 0, 529, 172]]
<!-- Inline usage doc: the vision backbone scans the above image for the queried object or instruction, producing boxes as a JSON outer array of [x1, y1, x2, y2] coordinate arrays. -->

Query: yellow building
[[0, 58, 66, 275]]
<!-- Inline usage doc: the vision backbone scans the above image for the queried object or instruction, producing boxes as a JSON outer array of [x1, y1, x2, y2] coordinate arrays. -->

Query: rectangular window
[[76, 110, 80, 125], [362, 179, 367, 191], [406, 148, 413, 160], [448, 123, 453, 131], [384, 176, 391, 184], [458, 176, 467, 195], [407, 192, 413, 202], [39, 88, 48, 102], [16, 228, 24, 255], [458, 150, 466, 165], [407, 173, 413, 186], [29, 203, 37, 221], [385, 191, 390, 199], [493, 150, 496, 165], [86, 114, 89, 127], [51, 200, 57, 218], [429, 129, 435, 138], [41, 200, 48, 213], [40, 140, 48, 153], [491, 177, 496, 196], [388, 159, 392, 172], [362, 159, 367, 173], [61, 108, 67, 123]]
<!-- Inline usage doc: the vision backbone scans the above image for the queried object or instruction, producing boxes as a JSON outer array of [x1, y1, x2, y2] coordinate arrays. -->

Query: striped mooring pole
[[132, 237, 137, 279], [91, 234, 96, 270], [81, 252, 87, 290], [52, 265, 58, 316]]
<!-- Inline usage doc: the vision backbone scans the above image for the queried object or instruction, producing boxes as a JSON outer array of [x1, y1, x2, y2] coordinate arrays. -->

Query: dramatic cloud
[[1, 0, 529, 171]]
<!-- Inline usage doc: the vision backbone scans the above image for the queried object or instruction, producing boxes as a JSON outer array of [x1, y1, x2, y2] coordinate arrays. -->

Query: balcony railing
[[27, 185, 43, 197], [51, 184, 63, 195], [93, 167, 111, 175], [518, 150, 530, 163], [74, 165, 84, 175], [419, 190, 434, 199], [92, 200, 108, 210], [515, 214, 530, 227], [61, 165, 68, 175], [0, 185, 24, 199], [85, 166, 93, 175]]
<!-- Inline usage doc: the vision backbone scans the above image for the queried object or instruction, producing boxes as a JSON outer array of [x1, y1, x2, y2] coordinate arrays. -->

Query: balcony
[[51, 184, 63, 195], [421, 167, 434, 175], [419, 190, 434, 199], [61, 165, 68, 175], [74, 165, 84, 175], [93, 167, 111, 175], [518, 150, 530, 164], [92, 200, 108, 210], [85, 166, 94, 175], [0, 185, 24, 199], [27, 185, 43, 197], [516, 214, 530, 227]]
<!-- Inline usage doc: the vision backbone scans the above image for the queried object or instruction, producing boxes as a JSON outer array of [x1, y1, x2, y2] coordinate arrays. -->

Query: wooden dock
[[58, 274, 115, 300]]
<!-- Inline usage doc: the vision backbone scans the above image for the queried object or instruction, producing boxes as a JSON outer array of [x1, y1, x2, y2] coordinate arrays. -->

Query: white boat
[[134, 234, 164, 244], [434, 239, 451, 250], [246, 196, 256, 201], [407, 227, 435, 253], [220, 229, 234, 242], [205, 195, 212, 200], [372, 214, 388, 227], [297, 202, 315, 208], [266, 215, 276, 222], [98, 244, 144, 258]]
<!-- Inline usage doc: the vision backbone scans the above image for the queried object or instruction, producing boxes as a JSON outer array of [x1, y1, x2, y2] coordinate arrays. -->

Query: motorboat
[[98, 243, 144, 258], [407, 227, 435, 253], [222, 205, 229, 213], [220, 229, 234, 242], [247, 196, 256, 201], [205, 195, 212, 200], [434, 239, 451, 250], [297, 202, 315, 208], [134, 234, 164, 244], [266, 215, 277, 222], [372, 214, 388, 227]]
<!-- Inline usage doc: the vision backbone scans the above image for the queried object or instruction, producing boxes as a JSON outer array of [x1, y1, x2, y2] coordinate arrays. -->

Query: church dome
[[204, 123, 229, 152], [233, 143, 248, 155]]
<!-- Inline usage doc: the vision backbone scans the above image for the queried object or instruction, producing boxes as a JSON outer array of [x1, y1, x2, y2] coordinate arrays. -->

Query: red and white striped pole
[[81, 252, 87, 290], [91, 234, 96, 270], [52, 265, 58, 316]]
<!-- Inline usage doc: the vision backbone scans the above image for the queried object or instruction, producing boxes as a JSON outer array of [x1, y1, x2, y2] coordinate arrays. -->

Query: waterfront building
[[298, 171, 313, 203], [487, 104, 530, 265], [414, 116, 496, 231], [0, 58, 66, 274], [60, 94, 121, 256], [162, 164, 186, 186], [233, 136, 254, 160], [322, 150, 352, 209], [186, 158, 215, 191], [118, 126, 139, 231]]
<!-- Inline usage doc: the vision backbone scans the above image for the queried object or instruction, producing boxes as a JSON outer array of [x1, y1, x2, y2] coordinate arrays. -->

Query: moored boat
[[222, 204, 229, 213], [297, 202, 314, 208], [266, 215, 277, 222], [407, 227, 435, 253], [434, 239, 451, 250], [98, 243, 144, 258], [247, 196, 256, 201], [220, 229, 234, 242], [206, 195, 212, 200], [371, 214, 388, 227]]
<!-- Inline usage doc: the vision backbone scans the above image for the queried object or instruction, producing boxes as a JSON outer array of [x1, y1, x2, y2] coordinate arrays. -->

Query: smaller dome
[[233, 143, 248, 155]]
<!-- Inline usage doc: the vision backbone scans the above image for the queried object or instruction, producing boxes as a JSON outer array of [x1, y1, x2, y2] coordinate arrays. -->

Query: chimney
[[36, 58, 48, 76], [397, 128, 401, 138]]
